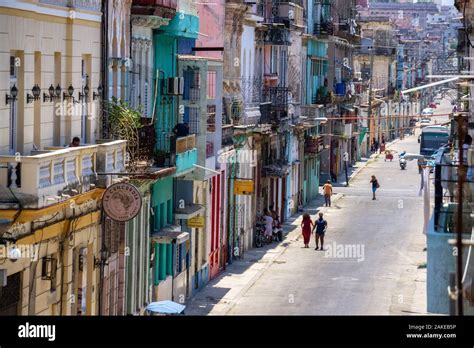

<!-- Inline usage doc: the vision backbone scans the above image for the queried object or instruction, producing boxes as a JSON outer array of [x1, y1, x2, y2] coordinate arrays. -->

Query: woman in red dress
[[301, 214, 314, 248]]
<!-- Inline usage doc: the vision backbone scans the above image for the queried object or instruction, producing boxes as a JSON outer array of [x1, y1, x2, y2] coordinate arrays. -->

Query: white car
[[422, 108, 434, 117]]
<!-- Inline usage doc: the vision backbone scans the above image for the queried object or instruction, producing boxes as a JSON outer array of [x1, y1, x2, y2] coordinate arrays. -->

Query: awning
[[152, 227, 189, 244], [358, 127, 368, 145], [174, 204, 205, 219]]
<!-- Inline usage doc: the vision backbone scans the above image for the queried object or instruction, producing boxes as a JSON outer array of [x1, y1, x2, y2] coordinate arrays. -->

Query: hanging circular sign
[[102, 182, 142, 222]]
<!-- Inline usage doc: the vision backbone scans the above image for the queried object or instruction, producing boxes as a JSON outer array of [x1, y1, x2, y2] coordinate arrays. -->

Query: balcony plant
[[104, 98, 143, 170]]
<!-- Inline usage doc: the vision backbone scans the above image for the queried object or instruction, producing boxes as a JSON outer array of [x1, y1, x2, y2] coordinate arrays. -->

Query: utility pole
[[367, 46, 375, 154], [455, 109, 465, 316]]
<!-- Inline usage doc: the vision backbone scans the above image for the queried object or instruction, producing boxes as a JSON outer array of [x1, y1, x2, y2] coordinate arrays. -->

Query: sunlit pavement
[[186, 132, 432, 315]]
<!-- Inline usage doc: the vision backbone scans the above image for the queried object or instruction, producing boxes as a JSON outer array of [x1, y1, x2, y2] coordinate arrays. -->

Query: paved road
[[221, 135, 427, 315], [186, 133, 432, 315]]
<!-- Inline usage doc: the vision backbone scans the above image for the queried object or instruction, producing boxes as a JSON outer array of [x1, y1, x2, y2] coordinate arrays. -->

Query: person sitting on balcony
[[69, 137, 80, 147], [173, 122, 189, 138]]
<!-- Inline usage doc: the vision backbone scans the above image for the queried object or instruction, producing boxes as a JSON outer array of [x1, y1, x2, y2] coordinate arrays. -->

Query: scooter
[[399, 157, 407, 170], [399, 151, 407, 170]]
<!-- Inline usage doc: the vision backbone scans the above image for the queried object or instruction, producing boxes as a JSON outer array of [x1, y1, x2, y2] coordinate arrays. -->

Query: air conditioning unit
[[177, 76, 184, 95], [164, 77, 184, 95], [167, 77, 179, 95]]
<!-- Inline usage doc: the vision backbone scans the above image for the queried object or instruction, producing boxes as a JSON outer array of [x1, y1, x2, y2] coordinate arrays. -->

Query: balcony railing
[[0, 140, 125, 209], [263, 27, 290, 46], [39, 0, 101, 12], [0, 145, 102, 209], [272, 1, 304, 28], [263, 87, 290, 109], [305, 136, 324, 156], [95, 140, 127, 187], [175, 134, 196, 154], [314, 21, 334, 36]]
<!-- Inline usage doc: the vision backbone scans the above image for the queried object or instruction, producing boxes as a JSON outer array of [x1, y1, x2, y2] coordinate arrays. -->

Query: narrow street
[[187, 133, 429, 315]]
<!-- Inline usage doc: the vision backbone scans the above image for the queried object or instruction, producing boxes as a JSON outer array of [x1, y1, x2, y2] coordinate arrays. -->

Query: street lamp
[[94, 248, 109, 269], [63, 84, 76, 102], [5, 84, 18, 105], [78, 84, 90, 102], [93, 85, 103, 101], [26, 84, 41, 104], [43, 84, 56, 103]]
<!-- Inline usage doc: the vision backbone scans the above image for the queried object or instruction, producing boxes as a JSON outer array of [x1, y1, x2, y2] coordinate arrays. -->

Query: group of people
[[262, 205, 280, 240], [301, 212, 328, 250], [370, 135, 386, 154]]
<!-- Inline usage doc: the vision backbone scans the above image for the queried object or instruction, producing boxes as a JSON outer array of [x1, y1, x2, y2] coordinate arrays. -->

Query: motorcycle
[[255, 215, 273, 247], [255, 219, 266, 248], [399, 151, 407, 170], [272, 217, 283, 242], [399, 158, 407, 170]]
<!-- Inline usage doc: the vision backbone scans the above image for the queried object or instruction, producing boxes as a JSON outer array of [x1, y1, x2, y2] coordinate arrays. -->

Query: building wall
[[1, 199, 102, 316], [0, 2, 101, 155]]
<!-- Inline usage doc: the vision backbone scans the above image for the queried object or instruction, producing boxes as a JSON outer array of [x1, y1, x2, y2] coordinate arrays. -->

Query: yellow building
[[0, 0, 127, 315]]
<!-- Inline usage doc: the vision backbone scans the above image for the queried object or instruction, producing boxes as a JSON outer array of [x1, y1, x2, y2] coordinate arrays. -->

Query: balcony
[[314, 21, 334, 36], [263, 27, 291, 46], [272, 1, 304, 28], [131, 0, 177, 18], [312, 88, 332, 106], [0, 140, 126, 209], [263, 87, 290, 111], [95, 140, 127, 187], [175, 134, 197, 175], [39, 0, 101, 12], [305, 136, 324, 156]]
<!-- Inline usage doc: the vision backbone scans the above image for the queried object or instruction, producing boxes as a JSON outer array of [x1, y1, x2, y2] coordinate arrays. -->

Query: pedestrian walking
[[370, 175, 380, 200], [301, 213, 314, 248], [313, 212, 327, 250], [322, 180, 333, 207]]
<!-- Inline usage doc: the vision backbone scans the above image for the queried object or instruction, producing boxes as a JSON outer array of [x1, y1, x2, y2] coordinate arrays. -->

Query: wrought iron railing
[[263, 87, 290, 108]]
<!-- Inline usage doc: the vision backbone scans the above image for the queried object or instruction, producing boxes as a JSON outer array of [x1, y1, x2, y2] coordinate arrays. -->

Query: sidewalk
[[185, 192, 344, 315]]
